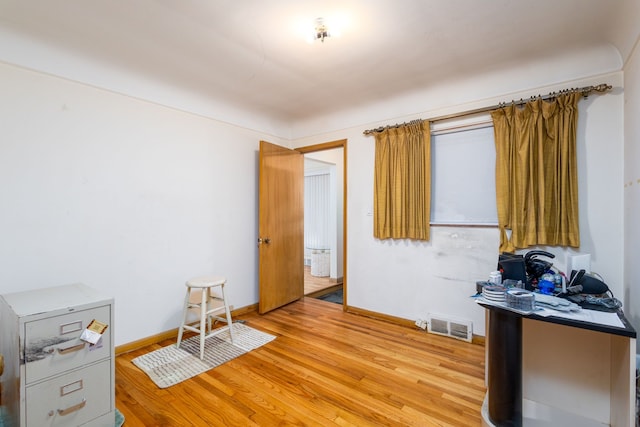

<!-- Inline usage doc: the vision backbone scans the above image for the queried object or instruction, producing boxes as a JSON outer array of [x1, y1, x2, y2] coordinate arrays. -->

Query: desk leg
[[488, 309, 522, 427]]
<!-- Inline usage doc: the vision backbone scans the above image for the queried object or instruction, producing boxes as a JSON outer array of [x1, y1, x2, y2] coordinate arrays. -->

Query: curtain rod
[[362, 83, 612, 135]]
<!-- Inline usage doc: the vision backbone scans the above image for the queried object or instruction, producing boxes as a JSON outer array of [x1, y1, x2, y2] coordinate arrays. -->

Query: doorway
[[296, 140, 346, 307]]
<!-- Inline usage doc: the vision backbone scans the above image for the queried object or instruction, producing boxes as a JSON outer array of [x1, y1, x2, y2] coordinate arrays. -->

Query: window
[[430, 118, 497, 225]]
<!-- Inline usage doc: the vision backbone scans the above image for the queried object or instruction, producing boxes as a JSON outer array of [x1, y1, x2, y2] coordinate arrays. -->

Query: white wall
[[0, 52, 630, 344], [0, 62, 287, 345], [0, 27, 292, 139], [293, 72, 625, 336], [623, 35, 640, 349]]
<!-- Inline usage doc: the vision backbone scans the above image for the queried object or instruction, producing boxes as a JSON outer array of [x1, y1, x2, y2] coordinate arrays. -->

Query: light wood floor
[[115, 297, 486, 426], [304, 265, 342, 297]]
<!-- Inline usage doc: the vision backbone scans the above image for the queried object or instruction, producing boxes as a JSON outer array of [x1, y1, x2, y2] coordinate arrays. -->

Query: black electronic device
[[570, 270, 610, 295], [524, 250, 555, 281], [569, 269, 585, 285], [498, 250, 555, 291], [498, 252, 529, 288]]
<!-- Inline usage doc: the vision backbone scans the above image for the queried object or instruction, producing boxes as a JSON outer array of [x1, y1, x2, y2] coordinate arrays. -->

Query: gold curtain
[[373, 120, 431, 240], [491, 92, 581, 252]]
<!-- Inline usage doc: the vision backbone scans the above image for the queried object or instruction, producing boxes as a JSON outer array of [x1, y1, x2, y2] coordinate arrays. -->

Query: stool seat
[[186, 275, 226, 288], [176, 275, 235, 360]]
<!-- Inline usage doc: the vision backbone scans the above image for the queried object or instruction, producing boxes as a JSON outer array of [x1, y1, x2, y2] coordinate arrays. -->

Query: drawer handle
[[57, 399, 86, 416], [57, 343, 86, 355]]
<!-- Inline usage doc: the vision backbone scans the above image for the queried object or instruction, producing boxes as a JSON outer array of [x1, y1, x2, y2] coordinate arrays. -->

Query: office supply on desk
[[534, 293, 581, 312], [505, 289, 535, 311], [482, 285, 507, 302], [534, 305, 626, 328], [558, 270, 622, 312], [476, 280, 491, 293], [498, 250, 556, 291], [537, 278, 555, 294]]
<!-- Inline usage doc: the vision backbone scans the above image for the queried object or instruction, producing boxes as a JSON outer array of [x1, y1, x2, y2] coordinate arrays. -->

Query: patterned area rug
[[132, 323, 276, 388], [115, 408, 124, 427]]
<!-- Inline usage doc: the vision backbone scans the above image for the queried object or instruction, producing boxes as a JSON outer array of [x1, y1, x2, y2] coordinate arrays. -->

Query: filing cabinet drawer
[[24, 305, 111, 384], [25, 359, 111, 427]]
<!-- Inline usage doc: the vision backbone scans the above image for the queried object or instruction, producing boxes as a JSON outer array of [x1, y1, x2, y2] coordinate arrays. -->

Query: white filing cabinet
[[0, 283, 114, 427]]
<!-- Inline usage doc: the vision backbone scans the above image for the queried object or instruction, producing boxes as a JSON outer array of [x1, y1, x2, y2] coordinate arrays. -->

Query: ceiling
[[1, 0, 639, 130]]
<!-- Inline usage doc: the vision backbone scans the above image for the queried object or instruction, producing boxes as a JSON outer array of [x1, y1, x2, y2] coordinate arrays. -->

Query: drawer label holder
[[60, 379, 84, 396]]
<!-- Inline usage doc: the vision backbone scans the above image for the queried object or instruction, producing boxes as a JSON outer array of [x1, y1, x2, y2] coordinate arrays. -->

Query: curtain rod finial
[[584, 83, 612, 97]]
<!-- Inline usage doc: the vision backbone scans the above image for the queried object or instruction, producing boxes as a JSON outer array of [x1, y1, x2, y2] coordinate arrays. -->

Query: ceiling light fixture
[[313, 17, 330, 42]]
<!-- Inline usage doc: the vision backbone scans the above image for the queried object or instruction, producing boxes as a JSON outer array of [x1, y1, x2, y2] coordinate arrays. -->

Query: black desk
[[479, 301, 636, 427]]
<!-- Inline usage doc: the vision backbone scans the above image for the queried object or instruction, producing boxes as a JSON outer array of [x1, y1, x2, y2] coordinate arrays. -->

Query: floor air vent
[[427, 314, 472, 342]]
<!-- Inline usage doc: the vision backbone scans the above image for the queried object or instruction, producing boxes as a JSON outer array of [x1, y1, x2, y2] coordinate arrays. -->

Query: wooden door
[[258, 141, 304, 314]]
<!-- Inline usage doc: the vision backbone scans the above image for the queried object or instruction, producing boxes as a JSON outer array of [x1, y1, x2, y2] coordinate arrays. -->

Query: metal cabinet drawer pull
[[57, 399, 86, 416], [57, 343, 86, 355]]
